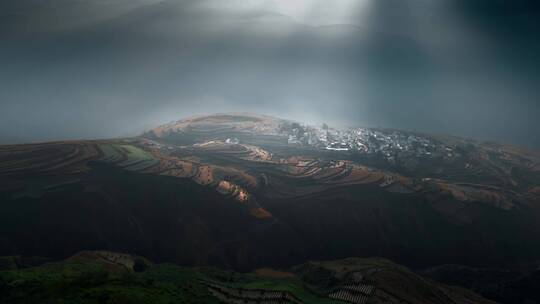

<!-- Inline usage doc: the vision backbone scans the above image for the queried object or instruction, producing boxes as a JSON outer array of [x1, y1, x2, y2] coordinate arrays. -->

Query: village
[[283, 122, 458, 162]]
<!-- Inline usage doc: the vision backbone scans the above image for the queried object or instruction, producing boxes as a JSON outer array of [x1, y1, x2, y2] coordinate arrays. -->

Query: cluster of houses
[[283, 122, 459, 162]]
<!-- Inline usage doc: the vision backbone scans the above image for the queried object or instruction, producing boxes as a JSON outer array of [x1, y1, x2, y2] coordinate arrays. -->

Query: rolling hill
[[1, 113, 539, 303], [0, 251, 496, 304]]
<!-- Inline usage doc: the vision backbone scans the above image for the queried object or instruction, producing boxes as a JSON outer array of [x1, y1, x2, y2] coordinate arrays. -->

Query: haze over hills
[[0, 113, 539, 303], [2, 0, 539, 148], [2, 1, 539, 303]]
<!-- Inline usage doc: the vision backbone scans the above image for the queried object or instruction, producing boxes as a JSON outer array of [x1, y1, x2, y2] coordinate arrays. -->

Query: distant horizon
[[1, 111, 537, 151], [1, 0, 539, 148]]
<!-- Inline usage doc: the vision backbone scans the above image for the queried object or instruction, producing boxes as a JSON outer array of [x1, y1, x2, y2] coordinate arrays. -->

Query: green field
[[0, 261, 218, 304], [0, 258, 344, 304], [99, 144, 124, 162], [99, 144, 158, 171]]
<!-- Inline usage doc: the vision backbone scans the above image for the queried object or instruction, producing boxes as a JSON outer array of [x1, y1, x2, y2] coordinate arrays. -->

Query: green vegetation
[[99, 144, 123, 162], [0, 259, 340, 304], [236, 278, 340, 304], [0, 254, 493, 304], [118, 145, 158, 171], [0, 261, 219, 304], [98, 144, 158, 171]]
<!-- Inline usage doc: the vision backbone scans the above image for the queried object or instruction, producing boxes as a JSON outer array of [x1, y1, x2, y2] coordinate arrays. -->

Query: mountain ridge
[[0, 113, 539, 303]]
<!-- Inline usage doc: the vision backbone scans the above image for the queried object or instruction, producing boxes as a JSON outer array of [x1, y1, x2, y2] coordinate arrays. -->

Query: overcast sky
[[1, 0, 539, 147]]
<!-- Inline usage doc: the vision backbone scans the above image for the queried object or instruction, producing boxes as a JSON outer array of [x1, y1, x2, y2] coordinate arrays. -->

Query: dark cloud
[[0, 0, 539, 147]]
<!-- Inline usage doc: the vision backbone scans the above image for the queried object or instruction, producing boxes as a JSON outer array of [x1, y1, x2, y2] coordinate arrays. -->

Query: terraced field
[[0, 142, 99, 176], [99, 143, 159, 171], [0, 252, 495, 304], [1, 113, 539, 303]]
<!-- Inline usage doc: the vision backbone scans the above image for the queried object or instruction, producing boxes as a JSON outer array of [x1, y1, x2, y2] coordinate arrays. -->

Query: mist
[[1, 0, 539, 147]]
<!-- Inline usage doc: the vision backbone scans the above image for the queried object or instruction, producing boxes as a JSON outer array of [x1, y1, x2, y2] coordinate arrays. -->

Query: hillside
[[0, 113, 539, 302], [0, 251, 496, 304]]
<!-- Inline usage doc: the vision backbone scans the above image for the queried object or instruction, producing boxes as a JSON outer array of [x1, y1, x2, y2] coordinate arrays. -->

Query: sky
[[1, 0, 539, 147]]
